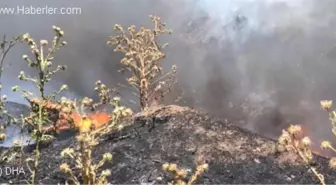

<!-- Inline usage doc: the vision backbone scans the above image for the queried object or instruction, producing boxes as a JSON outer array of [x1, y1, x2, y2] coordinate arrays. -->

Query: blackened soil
[[1, 105, 336, 184]]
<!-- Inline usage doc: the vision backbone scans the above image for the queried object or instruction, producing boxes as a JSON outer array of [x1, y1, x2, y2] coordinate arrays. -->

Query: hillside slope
[[1, 105, 336, 184]]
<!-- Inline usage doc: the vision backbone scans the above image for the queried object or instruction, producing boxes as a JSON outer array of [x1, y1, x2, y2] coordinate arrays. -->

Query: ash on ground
[[0, 105, 335, 184]]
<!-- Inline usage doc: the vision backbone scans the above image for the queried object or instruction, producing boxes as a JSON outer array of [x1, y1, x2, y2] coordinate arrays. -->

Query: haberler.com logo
[[0, 5, 82, 15]]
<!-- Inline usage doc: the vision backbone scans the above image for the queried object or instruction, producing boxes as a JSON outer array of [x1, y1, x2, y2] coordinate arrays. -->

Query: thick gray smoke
[[1, 0, 336, 154]]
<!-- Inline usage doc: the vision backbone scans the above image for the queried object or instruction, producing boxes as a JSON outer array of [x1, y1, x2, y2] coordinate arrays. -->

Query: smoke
[[1, 0, 336, 153]]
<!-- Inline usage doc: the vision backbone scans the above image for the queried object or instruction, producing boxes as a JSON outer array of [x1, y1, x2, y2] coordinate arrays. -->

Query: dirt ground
[[0, 104, 335, 184]]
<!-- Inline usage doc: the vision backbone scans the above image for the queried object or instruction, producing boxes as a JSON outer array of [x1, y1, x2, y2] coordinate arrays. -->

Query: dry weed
[[108, 15, 177, 110], [278, 125, 325, 184], [162, 163, 209, 185]]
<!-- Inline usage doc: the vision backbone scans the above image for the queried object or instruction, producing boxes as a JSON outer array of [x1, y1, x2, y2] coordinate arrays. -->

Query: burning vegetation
[[0, 14, 334, 185], [0, 15, 207, 185], [26, 97, 111, 133]]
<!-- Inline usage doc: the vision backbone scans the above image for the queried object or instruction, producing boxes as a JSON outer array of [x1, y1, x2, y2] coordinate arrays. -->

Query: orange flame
[[71, 112, 111, 130], [31, 98, 112, 133]]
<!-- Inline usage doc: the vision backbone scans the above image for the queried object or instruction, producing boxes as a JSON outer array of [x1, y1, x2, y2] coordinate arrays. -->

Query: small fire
[[40, 111, 111, 133], [28, 98, 111, 133], [71, 112, 111, 132]]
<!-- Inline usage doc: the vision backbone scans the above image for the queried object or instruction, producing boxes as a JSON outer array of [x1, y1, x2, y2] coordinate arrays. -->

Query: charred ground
[[0, 104, 335, 184]]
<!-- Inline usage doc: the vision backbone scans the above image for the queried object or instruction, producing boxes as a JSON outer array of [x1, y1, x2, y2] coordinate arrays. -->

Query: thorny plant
[[0, 34, 23, 164], [320, 101, 336, 180], [0, 35, 22, 138], [278, 125, 325, 184], [12, 26, 68, 184], [59, 80, 132, 185], [107, 15, 177, 110], [162, 163, 209, 185]]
